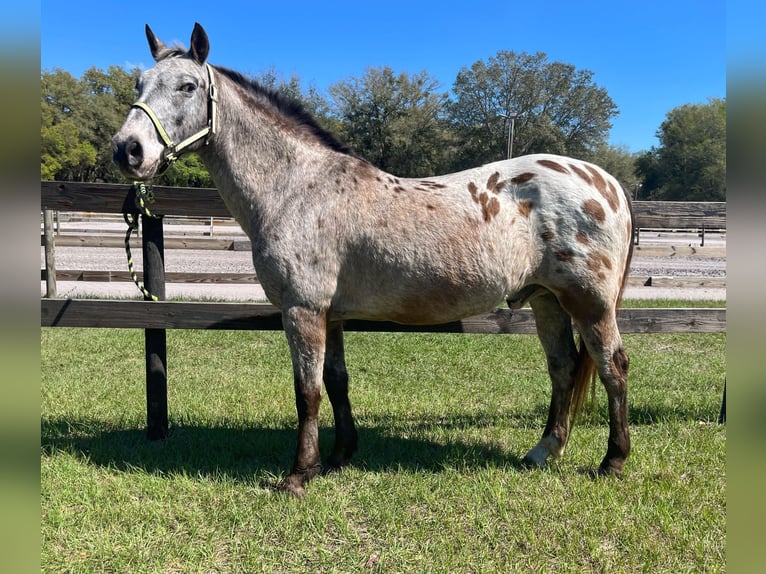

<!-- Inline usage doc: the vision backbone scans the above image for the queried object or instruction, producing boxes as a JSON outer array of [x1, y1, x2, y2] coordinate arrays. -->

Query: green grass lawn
[[41, 320, 725, 573]]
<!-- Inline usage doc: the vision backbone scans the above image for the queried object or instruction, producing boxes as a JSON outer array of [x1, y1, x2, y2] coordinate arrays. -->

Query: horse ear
[[189, 22, 210, 64], [145, 24, 166, 62]]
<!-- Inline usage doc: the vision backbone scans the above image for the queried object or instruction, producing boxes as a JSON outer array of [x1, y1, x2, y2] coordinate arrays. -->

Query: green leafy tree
[[80, 66, 139, 181], [635, 98, 726, 200], [328, 67, 451, 177], [41, 69, 91, 180], [586, 144, 640, 198], [158, 154, 214, 188], [41, 66, 138, 181], [448, 51, 618, 170]]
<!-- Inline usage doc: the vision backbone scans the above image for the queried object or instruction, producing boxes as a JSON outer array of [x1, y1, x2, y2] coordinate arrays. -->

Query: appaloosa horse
[[113, 23, 634, 496]]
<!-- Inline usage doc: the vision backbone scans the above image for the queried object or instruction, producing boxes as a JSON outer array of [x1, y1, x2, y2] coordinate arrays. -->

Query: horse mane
[[214, 66, 356, 157]]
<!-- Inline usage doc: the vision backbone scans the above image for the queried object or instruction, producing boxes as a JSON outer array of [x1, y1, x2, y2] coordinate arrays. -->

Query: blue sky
[[40, 0, 726, 153]]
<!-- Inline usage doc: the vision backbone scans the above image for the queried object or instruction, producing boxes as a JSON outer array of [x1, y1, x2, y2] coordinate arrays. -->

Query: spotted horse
[[113, 23, 635, 496]]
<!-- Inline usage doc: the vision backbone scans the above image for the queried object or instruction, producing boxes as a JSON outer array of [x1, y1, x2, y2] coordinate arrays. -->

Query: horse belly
[[333, 256, 510, 325]]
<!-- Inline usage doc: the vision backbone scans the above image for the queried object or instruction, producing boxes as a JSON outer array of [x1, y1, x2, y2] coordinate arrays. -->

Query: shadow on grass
[[41, 397, 722, 486], [40, 414, 528, 485]]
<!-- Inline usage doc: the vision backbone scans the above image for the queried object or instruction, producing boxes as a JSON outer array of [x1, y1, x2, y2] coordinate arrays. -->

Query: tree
[[41, 66, 138, 182], [80, 66, 139, 181], [635, 98, 725, 201], [41, 69, 90, 180], [157, 154, 214, 188], [447, 51, 618, 170], [328, 67, 452, 177], [587, 144, 640, 198]]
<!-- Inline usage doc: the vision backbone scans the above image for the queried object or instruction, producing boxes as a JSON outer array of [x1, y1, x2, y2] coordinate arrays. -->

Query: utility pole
[[501, 112, 518, 159]]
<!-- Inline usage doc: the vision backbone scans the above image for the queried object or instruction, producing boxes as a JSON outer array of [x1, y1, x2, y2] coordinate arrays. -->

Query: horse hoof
[[597, 459, 624, 478], [522, 445, 548, 469], [323, 452, 353, 473], [277, 475, 307, 497]]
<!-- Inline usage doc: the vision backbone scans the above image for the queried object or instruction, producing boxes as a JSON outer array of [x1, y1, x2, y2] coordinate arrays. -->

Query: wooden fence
[[40, 181, 727, 436]]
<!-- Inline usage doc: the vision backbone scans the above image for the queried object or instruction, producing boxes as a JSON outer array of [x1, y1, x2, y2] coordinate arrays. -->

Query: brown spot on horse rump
[[592, 251, 612, 270], [394, 186, 405, 193], [486, 171, 500, 191], [511, 172, 536, 184], [582, 199, 606, 223], [482, 196, 501, 222], [493, 179, 510, 193], [586, 253, 608, 280], [540, 230, 555, 241], [517, 199, 534, 217], [575, 232, 589, 244], [421, 180, 447, 189], [569, 163, 592, 185], [468, 182, 479, 203], [585, 164, 619, 211], [584, 164, 606, 194], [537, 159, 569, 174], [607, 181, 621, 211]]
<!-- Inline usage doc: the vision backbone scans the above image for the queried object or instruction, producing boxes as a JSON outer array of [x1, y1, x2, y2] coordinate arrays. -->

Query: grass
[[41, 325, 725, 573]]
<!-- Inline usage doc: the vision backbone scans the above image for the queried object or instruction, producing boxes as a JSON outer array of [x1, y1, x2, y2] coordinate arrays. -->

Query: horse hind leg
[[322, 321, 358, 470], [523, 292, 583, 468], [577, 315, 631, 476]]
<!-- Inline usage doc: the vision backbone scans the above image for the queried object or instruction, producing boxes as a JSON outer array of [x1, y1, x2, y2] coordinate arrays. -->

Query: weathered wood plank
[[41, 270, 261, 284], [631, 244, 725, 258], [42, 181, 229, 217], [633, 201, 726, 229], [43, 270, 726, 290], [40, 299, 726, 334], [42, 233, 246, 250]]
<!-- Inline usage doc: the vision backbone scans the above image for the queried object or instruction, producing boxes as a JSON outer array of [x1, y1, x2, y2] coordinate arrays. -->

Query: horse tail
[[570, 340, 597, 422], [570, 183, 635, 422]]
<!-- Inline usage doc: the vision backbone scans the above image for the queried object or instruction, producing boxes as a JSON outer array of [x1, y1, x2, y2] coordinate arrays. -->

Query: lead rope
[[124, 182, 161, 301]]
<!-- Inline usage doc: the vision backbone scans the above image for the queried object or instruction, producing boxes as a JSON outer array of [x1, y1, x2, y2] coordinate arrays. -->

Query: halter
[[131, 62, 218, 175]]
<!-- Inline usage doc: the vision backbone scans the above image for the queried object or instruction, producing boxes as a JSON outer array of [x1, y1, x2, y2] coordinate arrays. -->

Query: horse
[[113, 23, 635, 496]]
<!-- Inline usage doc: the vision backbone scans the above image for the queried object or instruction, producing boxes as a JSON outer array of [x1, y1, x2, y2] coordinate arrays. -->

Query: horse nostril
[[127, 140, 143, 167]]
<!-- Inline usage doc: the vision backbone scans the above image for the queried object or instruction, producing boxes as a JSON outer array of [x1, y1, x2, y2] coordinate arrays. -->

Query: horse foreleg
[[323, 321, 358, 470], [523, 293, 580, 468], [281, 306, 326, 496]]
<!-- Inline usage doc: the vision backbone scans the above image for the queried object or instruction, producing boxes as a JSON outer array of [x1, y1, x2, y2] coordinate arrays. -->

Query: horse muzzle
[[112, 134, 163, 180]]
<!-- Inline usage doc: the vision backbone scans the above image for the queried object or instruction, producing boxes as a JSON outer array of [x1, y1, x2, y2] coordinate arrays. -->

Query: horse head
[[112, 23, 217, 180]]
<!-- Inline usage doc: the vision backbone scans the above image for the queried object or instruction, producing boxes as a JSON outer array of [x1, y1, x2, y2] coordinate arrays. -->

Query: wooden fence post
[[43, 210, 57, 298], [141, 214, 168, 440]]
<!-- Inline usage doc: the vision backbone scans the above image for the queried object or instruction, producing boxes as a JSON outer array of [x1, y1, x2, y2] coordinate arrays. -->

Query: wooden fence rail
[[40, 299, 726, 334], [41, 181, 727, 437]]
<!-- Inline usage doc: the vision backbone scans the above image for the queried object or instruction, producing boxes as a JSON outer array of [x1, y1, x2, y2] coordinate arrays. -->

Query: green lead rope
[[124, 182, 161, 301]]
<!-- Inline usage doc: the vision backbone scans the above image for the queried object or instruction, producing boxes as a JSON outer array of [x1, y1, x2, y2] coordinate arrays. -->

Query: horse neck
[[197, 73, 330, 236]]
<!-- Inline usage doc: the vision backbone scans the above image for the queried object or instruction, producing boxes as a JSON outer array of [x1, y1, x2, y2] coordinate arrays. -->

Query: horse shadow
[[40, 414, 529, 487], [41, 399, 720, 487]]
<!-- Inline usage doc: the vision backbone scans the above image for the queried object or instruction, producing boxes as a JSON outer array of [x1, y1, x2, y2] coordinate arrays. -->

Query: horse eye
[[180, 83, 197, 94]]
